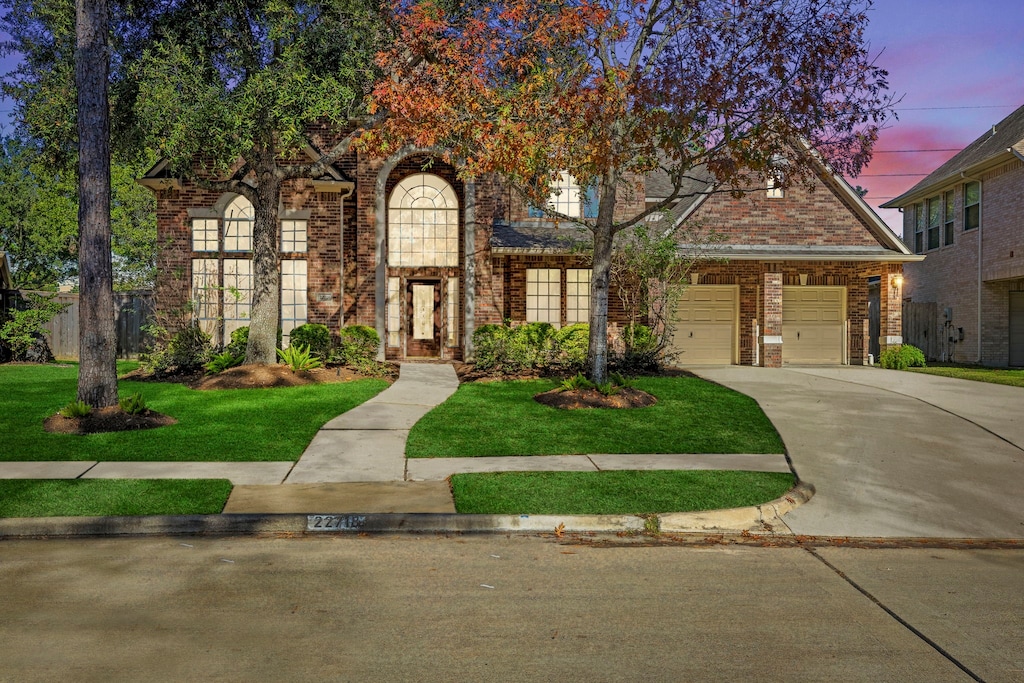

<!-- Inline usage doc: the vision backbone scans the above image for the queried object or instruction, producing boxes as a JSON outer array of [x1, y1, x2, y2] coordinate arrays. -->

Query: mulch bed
[[534, 386, 658, 410], [121, 363, 397, 390], [44, 407, 178, 435]]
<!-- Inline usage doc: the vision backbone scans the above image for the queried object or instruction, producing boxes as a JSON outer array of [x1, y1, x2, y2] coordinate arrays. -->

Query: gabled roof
[[882, 103, 1024, 208]]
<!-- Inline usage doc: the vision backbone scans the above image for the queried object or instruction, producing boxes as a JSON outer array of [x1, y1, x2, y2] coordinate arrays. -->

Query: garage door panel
[[782, 286, 845, 365], [669, 286, 738, 365]]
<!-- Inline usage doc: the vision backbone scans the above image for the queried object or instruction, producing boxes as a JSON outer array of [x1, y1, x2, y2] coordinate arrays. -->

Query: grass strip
[[0, 479, 233, 517], [908, 365, 1024, 388], [0, 364, 387, 462], [408, 376, 784, 457], [450, 470, 796, 515]]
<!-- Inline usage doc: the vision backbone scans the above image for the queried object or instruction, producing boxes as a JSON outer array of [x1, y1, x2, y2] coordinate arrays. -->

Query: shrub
[[0, 292, 67, 361], [555, 323, 589, 372], [611, 323, 662, 375], [226, 326, 249, 356], [879, 344, 927, 370], [472, 322, 555, 374], [205, 351, 244, 374], [277, 344, 322, 372], [59, 400, 92, 418], [472, 324, 507, 372], [289, 323, 331, 359], [118, 392, 148, 415], [140, 322, 212, 375], [560, 372, 594, 392], [333, 325, 380, 365]]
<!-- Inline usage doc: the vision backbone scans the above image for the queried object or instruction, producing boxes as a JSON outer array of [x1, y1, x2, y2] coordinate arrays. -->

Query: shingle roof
[[882, 103, 1024, 207], [490, 224, 591, 253]]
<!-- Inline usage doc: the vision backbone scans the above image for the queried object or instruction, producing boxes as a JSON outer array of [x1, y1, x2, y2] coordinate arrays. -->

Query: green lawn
[[0, 479, 232, 517], [908, 365, 1024, 388], [451, 470, 796, 515], [406, 377, 784, 457], [0, 363, 388, 461]]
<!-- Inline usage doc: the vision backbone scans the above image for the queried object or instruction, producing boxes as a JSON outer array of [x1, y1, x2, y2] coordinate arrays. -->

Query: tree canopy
[[368, 0, 893, 381]]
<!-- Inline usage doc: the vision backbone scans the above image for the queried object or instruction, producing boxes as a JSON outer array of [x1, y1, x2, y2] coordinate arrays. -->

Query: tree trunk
[[75, 0, 118, 408], [244, 162, 282, 365], [586, 169, 619, 385]]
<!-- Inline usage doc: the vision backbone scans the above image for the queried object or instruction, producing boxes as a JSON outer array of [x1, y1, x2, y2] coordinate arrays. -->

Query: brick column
[[761, 272, 783, 367], [879, 267, 904, 356]]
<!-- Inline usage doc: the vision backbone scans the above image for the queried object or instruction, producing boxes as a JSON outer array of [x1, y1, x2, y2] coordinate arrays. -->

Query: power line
[[897, 105, 1016, 111], [858, 173, 929, 177], [872, 148, 960, 153]]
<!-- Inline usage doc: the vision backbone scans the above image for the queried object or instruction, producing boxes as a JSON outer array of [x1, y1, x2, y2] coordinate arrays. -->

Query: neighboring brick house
[[141, 140, 917, 367], [881, 104, 1024, 366]]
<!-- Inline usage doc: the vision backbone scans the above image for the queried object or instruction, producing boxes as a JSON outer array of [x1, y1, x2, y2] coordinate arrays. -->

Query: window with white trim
[[280, 260, 308, 347], [191, 258, 219, 337], [191, 219, 218, 252], [927, 196, 941, 250], [281, 219, 308, 252], [766, 177, 785, 199], [388, 174, 459, 267], [526, 268, 560, 325], [387, 277, 401, 347], [447, 276, 459, 346], [224, 195, 254, 251], [944, 191, 955, 246], [914, 202, 926, 253], [222, 259, 253, 340], [565, 269, 591, 324]]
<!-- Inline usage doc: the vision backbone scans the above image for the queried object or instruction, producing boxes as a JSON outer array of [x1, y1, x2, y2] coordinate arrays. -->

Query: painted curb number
[[307, 515, 366, 531]]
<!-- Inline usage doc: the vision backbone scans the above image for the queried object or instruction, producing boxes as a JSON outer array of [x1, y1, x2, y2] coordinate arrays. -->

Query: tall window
[[388, 174, 459, 267], [927, 196, 941, 250], [222, 259, 253, 340], [914, 202, 925, 253], [191, 258, 219, 336], [526, 268, 561, 325], [447, 276, 460, 347], [964, 181, 980, 231], [280, 260, 308, 346], [766, 176, 785, 199], [565, 269, 591, 323], [943, 191, 955, 246], [224, 195, 254, 251]]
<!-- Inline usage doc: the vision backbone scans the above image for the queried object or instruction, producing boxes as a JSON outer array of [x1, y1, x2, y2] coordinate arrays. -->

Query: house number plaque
[[307, 514, 366, 531], [314, 292, 334, 302]]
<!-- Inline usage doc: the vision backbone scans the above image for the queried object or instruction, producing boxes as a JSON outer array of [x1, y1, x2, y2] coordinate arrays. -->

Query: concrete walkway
[[695, 365, 1024, 539]]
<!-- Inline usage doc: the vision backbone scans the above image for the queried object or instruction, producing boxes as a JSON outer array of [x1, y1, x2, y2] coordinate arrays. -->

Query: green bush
[[555, 323, 589, 372], [59, 400, 92, 418], [118, 392, 148, 415], [289, 323, 331, 359], [277, 344, 322, 372], [0, 292, 67, 361], [226, 326, 250, 356], [621, 323, 657, 352], [472, 322, 556, 374], [333, 325, 381, 365], [879, 344, 927, 370], [140, 322, 212, 375], [205, 351, 244, 374]]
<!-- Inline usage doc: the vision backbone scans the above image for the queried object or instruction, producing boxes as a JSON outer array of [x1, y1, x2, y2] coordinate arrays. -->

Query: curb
[[0, 483, 815, 539]]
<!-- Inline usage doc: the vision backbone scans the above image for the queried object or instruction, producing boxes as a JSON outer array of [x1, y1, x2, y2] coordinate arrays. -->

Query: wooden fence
[[903, 301, 939, 361], [14, 290, 155, 360]]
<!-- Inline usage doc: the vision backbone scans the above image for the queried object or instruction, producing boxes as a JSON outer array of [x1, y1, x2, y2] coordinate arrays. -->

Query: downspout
[[961, 171, 983, 363]]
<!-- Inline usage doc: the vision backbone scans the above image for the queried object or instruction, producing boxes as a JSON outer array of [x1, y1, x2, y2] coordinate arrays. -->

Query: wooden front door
[[406, 280, 441, 357]]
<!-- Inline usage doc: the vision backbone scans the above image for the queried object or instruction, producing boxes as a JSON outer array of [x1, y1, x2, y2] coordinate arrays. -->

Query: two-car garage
[[668, 285, 847, 366]]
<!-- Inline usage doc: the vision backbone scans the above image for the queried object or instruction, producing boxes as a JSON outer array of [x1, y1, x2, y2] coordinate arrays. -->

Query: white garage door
[[668, 285, 738, 365], [782, 286, 845, 365]]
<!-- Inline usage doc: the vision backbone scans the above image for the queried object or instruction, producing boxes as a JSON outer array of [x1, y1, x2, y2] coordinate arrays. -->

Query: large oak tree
[[368, 0, 893, 383]]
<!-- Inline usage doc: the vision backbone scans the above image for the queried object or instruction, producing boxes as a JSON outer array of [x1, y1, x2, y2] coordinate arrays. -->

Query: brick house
[[881, 104, 1024, 366], [141, 138, 917, 367]]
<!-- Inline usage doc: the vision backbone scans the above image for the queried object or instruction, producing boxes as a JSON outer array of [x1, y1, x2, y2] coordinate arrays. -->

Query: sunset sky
[[2, 1, 1023, 233]]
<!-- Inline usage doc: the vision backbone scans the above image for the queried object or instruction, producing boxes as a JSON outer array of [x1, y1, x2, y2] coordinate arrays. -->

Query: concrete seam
[[805, 548, 985, 683], [587, 455, 602, 471], [76, 462, 99, 479]]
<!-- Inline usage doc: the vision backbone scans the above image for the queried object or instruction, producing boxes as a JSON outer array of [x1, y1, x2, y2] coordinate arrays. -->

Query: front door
[[406, 280, 441, 357]]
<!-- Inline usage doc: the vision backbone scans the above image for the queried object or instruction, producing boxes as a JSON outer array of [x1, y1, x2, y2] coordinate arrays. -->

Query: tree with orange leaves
[[367, 0, 893, 383]]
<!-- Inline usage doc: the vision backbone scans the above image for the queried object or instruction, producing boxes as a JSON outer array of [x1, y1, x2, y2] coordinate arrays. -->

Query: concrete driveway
[[694, 366, 1024, 539]]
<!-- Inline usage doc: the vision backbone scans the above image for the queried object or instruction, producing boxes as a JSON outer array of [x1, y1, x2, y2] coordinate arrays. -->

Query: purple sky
[[2, 1, 1023, 232]]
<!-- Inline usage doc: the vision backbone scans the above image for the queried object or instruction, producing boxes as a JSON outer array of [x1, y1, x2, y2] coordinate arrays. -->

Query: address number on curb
[[307, 515, 367, 531]]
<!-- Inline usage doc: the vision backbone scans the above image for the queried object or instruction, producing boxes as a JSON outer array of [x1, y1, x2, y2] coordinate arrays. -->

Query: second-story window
[[943, 191, 955, 246], [529, 172, 598, 219], [964, 181, 980, 231]]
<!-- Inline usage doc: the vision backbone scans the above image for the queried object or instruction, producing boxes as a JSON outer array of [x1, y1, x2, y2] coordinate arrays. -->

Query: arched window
[[388, 174, 459, 267], [224, 195, 254, 251]]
